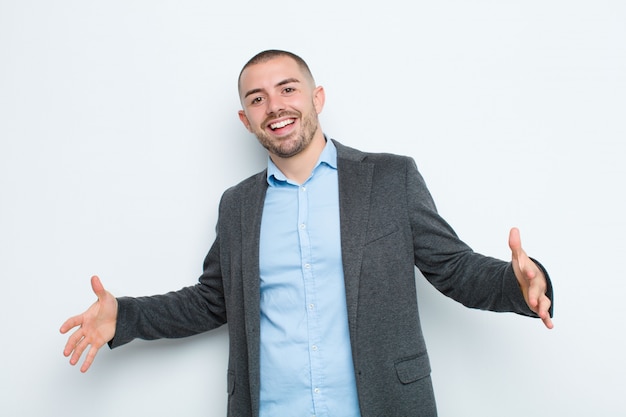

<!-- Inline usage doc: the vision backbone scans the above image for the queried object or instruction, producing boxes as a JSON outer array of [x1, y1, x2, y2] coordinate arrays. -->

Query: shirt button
[[309, 303, 315, 310], [304, 264, 311, 269], [314, 388, 320, 394], [299, 223, 306, 229], [312, 345, 318, 351]]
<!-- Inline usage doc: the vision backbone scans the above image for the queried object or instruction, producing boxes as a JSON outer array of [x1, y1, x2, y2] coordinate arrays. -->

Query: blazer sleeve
[[109, 233, 228, 349], [404, 157, 553, 318]]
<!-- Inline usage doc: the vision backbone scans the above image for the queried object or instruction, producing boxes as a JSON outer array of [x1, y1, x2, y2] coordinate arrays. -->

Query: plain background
[[1, 1, 625, 416]]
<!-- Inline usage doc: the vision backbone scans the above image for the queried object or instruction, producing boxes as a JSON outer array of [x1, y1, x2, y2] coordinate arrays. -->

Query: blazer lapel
[[335, 141, 374, 335], [239, 170, 268, 417]]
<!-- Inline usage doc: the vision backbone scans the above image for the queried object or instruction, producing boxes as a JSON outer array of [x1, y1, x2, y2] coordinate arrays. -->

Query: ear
[[313, 86, 326, 115], [238, 110, 252, 132]]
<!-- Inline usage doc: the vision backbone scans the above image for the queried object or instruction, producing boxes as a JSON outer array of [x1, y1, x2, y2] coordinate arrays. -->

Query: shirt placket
[[297, 182, 326, 417]]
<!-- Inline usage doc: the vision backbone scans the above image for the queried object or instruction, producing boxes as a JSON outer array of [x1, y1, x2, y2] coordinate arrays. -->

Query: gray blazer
[[111, 140, 552, 417]]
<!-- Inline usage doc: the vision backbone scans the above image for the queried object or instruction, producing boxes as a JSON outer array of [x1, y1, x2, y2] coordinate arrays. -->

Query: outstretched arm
[[508, 227, 554, 329], [60, 275, 118, 372]]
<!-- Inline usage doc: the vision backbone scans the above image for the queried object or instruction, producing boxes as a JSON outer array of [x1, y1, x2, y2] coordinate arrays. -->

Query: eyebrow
[[243, 77, 301, 99]]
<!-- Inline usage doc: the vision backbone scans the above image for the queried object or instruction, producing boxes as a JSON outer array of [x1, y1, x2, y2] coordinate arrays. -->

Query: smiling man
[[61, 49, 554, 417], [238, 53, 327, 182]]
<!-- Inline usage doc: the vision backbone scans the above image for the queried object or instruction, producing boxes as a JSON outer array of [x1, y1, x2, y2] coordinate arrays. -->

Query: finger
[[527, 272, 544, 303], [527, 287, 553, 329], [526, 290, 539, 310], [520, 260, 538, 281], [63, 327, 85, 357], [537, 295, 554, 329], [80, 345, 100, 373], [538, 307, 554, 329], [527, 268, 549, 311], [60, 314, 82, 334], [542, 315, 554, 329], [69, 335, 90, 366]]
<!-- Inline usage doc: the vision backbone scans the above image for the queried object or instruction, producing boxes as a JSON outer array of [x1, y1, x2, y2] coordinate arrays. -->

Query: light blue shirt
[[258, 140, 361, 417]]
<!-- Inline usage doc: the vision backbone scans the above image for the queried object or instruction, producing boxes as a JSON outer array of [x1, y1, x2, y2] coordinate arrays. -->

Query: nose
[[266, 94, 285, 115]]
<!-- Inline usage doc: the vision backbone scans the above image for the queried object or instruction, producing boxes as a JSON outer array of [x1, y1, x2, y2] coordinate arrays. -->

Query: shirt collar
[[267, 137, 337, 186]]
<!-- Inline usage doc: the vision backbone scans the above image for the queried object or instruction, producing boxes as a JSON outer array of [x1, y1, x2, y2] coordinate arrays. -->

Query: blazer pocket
[[365, 223, 400, 246], [394, 352, 432, 384]]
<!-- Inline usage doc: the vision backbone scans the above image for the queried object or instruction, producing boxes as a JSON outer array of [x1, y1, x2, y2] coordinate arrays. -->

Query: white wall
[[1, 1, 624, 416]]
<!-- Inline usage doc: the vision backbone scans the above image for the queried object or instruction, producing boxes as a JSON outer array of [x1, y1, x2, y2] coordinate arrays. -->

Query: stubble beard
[[254, 109, 319, 159]]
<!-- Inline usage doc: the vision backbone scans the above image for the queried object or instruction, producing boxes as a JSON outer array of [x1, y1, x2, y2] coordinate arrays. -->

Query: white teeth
[[270, 119, 294, 130]]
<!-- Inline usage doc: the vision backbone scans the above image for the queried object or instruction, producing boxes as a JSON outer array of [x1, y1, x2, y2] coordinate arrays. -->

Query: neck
[[270, 131, 326, 184]]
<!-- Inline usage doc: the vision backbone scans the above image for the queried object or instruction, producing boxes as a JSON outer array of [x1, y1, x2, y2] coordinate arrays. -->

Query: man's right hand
[[60, 275, 118, 372]]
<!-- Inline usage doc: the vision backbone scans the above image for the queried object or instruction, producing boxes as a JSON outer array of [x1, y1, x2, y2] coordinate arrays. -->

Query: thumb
[[508, 227, 522, 260], [90, 275, 106, 299], [509, 227, 536, 280]]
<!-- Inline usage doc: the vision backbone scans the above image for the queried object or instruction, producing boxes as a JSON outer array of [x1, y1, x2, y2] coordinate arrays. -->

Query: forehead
[[239, 56, 311, 94]]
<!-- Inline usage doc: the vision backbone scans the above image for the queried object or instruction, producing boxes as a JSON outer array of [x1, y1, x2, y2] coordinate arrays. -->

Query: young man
[[61, 50, 553, 417]]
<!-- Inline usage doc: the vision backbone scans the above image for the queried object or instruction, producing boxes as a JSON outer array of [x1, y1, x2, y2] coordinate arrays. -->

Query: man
[[61, 50, 554, 417]]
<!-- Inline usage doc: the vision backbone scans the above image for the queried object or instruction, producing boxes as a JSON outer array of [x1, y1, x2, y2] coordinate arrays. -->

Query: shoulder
[[220, 170, 267, 207], [332, 139, 417, 173]]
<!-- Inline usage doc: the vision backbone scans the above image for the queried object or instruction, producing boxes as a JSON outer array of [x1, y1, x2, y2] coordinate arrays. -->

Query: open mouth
[[269, 118, 295, 131]]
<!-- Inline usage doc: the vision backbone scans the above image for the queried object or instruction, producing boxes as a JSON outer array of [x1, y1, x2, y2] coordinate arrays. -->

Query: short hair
[[237, 50, 315, 93]]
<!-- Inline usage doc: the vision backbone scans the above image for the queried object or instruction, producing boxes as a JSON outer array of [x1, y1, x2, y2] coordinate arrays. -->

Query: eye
[[250, 96, 264, 105], [283, 86, 296, 94]]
